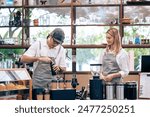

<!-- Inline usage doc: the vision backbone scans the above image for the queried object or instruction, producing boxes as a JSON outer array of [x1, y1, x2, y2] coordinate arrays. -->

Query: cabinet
[[0, 0, 150, 71], [0, 68, 32, 100]]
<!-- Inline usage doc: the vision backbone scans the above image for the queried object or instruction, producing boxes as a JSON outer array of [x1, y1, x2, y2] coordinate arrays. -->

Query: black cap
[[51, 28, 65, 44]]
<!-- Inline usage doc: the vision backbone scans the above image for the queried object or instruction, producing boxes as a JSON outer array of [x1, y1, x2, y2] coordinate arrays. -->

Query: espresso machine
[[89, 64, 104, 100]]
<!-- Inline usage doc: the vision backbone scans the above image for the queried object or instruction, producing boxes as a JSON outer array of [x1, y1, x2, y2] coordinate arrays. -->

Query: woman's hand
[[103, 74, 114, 82], [103, 72, 121, 82]]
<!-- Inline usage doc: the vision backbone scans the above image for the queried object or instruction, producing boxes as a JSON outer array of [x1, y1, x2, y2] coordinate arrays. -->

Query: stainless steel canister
[[116, 82, 124, 100], [106, 82, 114, 100]]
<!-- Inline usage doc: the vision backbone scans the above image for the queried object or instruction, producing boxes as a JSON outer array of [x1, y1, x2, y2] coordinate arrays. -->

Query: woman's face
[[106, 33, 114, 46]]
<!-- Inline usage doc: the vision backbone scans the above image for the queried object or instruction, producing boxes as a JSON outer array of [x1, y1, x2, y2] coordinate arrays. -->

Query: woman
[[21, 28, 66, 88], [99, 28, 129, 83]]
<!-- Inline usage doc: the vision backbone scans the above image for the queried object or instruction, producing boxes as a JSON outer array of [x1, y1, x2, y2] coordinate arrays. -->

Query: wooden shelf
[[73, 24, 119, 26], [0, 45, 29, 49], [1, 25, 22, 28], [126, 1, 150, 5], [24, 4, 71, 8], [122, 24, 150, 26], [24, 4, 120, 8], [64, 44, 150, 49], [63, 44, 106, 48], [122, 44, 150, 48], [0, 44, 106, 49], [73, 4, 120, 7], [0, 6, 23, 8], [24, 25, 71, 27], [24, 24, 120, 27], [1, 44, 150, 49]]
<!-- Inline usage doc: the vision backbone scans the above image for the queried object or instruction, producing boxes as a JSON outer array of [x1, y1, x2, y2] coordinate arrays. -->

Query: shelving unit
[[0, 0, 149, 46], [0, 0, 150, 72]]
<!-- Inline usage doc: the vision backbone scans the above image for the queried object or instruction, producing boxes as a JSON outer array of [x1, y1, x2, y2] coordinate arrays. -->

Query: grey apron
[[32, 41, 61, 88], [32, 61, 54, 88], [102, 52, 121, 83]]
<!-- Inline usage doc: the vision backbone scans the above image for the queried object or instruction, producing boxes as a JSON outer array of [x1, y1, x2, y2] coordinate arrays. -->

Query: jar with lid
[[116, 82, 124, 100], [105, 82, 114, 100]]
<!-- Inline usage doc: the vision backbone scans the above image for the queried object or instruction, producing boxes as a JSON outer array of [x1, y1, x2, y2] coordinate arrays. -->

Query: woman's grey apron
[[32, 41, 61, 88], [102, 52, 121, 83]]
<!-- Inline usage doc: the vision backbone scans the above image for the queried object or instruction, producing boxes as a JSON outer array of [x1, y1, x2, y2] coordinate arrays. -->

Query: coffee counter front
[[32, 88, 76, 100], [31, 78, 138, 100], [0, 70, 146, 100]]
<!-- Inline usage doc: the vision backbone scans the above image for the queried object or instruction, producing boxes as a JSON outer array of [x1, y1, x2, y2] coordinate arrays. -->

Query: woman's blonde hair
[[106, 28, 122, 55]]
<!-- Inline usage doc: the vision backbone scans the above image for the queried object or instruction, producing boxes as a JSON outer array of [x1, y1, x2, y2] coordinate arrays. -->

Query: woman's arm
[[102, 49, 129, 82], [102, 72, 121, 82], [117, 49, 130, 78]]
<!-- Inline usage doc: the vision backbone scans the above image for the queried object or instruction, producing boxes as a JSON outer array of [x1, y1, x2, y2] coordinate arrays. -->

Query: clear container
[[90, 64, 102, 79], [65, 80, 72, 89], [59, 80, 64, 89], [51, 80, 57, 90]]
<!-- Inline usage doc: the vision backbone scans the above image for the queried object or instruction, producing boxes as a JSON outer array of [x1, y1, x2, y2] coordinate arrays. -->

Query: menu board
[[0, 68, 31, 81], [139, 73, 150, 99]]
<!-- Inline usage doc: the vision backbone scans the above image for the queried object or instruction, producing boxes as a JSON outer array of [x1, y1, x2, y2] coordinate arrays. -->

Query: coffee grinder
[[90, 64, 102, 79], [89, 64, 104, 100]]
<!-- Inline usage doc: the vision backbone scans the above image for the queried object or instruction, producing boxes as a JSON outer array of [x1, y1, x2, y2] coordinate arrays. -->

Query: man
[[21, 28, 66, 88]]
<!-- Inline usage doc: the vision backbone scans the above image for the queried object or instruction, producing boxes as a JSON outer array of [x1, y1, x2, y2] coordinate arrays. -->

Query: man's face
[[47, 36, 59, 48]]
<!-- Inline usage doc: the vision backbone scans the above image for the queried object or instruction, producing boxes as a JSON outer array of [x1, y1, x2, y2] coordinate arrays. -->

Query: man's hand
[[38, 56, 52, 63]]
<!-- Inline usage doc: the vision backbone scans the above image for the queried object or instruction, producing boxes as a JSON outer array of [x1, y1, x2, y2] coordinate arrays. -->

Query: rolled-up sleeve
[[23, 41, 39, 57], [117, 49, 130, 78]]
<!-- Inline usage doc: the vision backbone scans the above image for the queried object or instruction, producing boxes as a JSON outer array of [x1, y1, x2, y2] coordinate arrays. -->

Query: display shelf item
[[0, 68, 32, 100], [0, 68, 31, 81], [0, 88, 29, 97]]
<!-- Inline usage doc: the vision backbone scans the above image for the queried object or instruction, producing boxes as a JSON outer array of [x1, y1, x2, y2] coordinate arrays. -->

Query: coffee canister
[[125, 81, 137, 100], [106, 82, 114, 100], [90, 79, 103, 100], [116, 82, 124, 100]]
